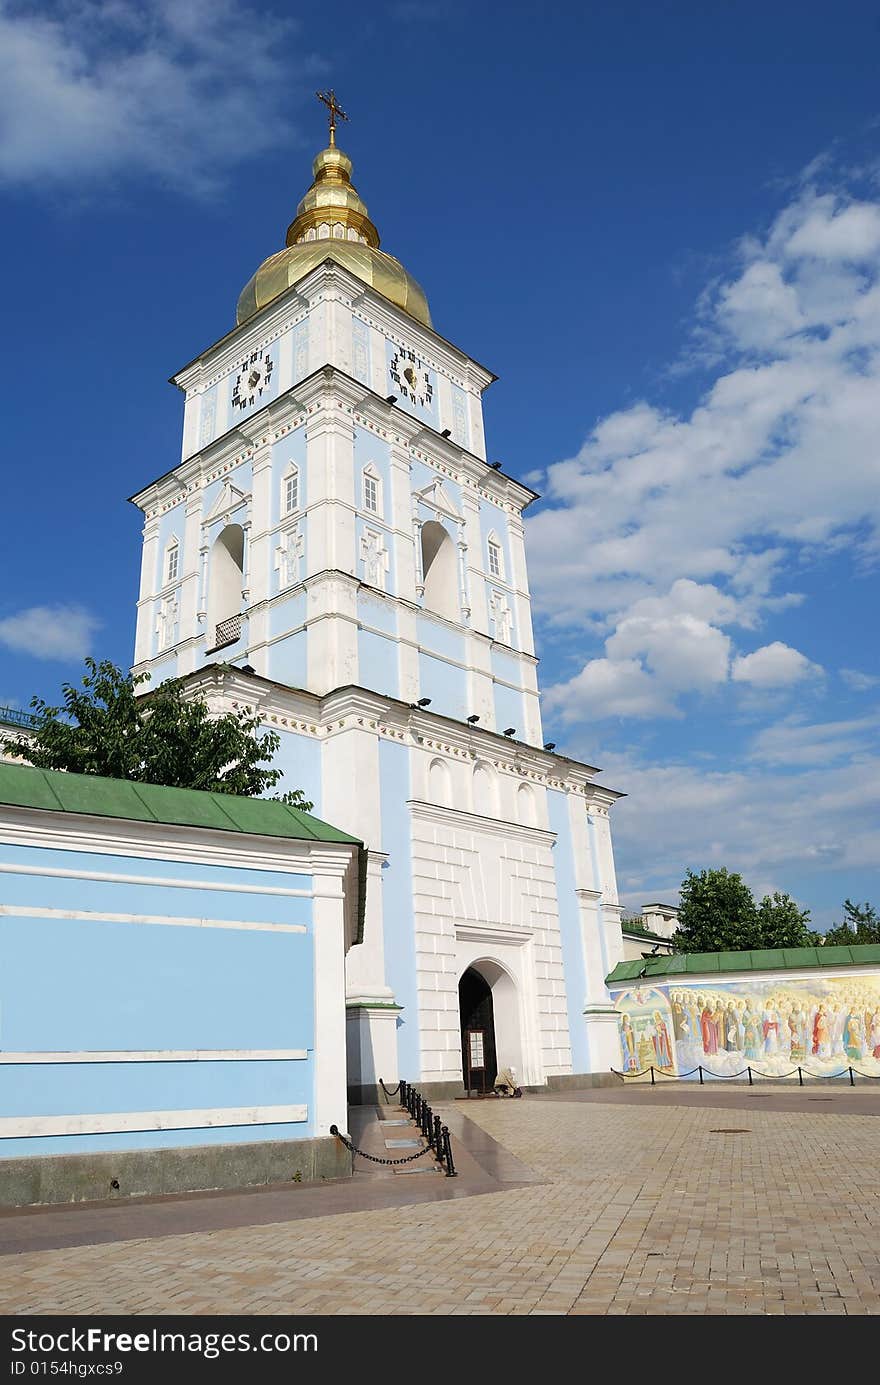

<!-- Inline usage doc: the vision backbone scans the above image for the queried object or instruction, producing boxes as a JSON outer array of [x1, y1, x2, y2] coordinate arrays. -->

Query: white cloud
[[841, 668, 880, 692], [749, 713, 880, 767], [0, 1, 314, 194], [731, 641, 822, 687], [544, 657, 676, 723], [531, 171, 880, 722], [603, 740, 880, 922], [0, 605, 101, 660]]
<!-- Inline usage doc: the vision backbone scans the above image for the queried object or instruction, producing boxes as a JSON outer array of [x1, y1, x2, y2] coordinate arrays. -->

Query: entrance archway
[[459, 967, 497, 1093]]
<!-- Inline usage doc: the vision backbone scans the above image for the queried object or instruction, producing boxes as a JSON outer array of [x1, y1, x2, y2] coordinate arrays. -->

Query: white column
[[311, 868, 349, 1136], [240, 521, 251, 604]]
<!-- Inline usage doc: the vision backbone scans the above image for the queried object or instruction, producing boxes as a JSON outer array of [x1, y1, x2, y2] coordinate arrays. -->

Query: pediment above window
[[413, 478, 462, 522], [205, 479, 250, 524]]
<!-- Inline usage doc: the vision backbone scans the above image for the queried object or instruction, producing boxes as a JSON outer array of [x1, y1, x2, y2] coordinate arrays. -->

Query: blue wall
[[359, 629, 400, 699], [268, 727, 323, 818], [0, 839, 318, 1157]]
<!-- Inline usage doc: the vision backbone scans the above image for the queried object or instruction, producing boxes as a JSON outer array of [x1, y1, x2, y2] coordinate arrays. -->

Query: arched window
[[517, 783, 537, 827], [362, 464, 382, 516], [428, 757, 452, 807], [207, 524, 244, 649], [282, 464, 299, 515], [473, 762, 498, 818], [421, 520, 459, 621], [487, 532, 504, 580], [165, 538, 179, 586]]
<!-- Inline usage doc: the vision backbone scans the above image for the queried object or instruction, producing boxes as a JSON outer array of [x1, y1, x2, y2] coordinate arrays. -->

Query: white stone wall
[[409, 801, 572, 1086]]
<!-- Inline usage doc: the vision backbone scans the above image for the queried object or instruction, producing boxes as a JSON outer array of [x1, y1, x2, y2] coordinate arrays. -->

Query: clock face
[[389, 348, 433, 408], [232, 349, 274, 411]]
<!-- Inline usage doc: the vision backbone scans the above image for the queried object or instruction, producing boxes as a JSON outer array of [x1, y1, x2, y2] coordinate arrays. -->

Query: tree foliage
[[3, 658, 312, 809], [672, 868, 760, 953], [823, 899, 880, 947], [672, 868, 813, 953]]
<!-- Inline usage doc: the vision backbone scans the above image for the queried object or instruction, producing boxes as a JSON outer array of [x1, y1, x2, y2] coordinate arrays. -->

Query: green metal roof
[[0, 762, 367, 943], [0, 762, 361, 845], [606, 943, 880, 986]]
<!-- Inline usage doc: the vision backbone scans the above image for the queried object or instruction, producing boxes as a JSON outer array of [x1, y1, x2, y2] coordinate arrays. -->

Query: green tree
[[755, 891, 813, 948], [672, 868, 759, 953], [3, 658, 312, 808], [823, 899, 880, 946]]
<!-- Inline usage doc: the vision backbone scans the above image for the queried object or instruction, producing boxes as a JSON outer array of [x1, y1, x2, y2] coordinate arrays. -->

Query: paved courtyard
[[2, 1087, 879, 1315]]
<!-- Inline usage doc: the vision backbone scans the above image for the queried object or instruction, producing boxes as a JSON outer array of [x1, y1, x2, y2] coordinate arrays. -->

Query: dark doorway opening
[[459, 967, 497, 1091]]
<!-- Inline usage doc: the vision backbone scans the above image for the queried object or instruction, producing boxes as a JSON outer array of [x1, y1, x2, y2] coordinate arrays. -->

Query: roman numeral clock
[[389, 347, 433, 408], [231, 348, 274, 411]]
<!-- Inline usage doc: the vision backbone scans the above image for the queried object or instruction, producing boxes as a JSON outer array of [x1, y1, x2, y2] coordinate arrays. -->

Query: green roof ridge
[[0, 762, 361, 846], [606, 942, 880, 986]]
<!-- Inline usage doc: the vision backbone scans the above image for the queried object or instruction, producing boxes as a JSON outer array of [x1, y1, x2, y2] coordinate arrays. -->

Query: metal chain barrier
[[329, 1126, 439, 1166], [612, 1063, 880, 1086], [331, 1078, 457, 1177], [379, 1079, 401, 1097]]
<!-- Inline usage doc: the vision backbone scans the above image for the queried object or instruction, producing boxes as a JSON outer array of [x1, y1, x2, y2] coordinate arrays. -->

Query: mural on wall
[[614, 972, 880, 1078], [616, 986, 677, 1075]]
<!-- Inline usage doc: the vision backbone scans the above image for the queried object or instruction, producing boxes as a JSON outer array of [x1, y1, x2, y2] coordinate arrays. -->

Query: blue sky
[[1, 0, 878, 927]]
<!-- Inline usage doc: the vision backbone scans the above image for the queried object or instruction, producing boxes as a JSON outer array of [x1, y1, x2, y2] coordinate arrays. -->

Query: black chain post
[[650, 1066, 655, 1086], [400, 1078, 407, 1108], [849, 1066, 855, 1086], [441, 1125, 457, 1177], [748, 1066, 753, 1086], [433, 1114, 443, 1157]]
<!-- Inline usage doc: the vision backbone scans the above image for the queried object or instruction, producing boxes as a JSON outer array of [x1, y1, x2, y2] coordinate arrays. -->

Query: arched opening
[[207, 524, 244, 649], [421, 520, 459, 621], [459, 960, 523, 1093], [473, 762, 498, 818], [517, 783, 536, 826], [428, 757, 452, 807]]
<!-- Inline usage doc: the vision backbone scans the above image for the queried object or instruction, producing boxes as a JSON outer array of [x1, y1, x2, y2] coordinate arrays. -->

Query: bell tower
[[131, 96, 543, 745], [129, 97, 625, 1098]]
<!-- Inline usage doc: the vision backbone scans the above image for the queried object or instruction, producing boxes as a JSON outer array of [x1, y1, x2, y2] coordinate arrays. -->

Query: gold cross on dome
[[316, 89, 349, 146]]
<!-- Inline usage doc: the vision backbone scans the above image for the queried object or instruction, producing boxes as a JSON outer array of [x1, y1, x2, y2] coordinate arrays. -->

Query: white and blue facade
[[130, 161, 626, 1096], [0, 770, 360, 1199]]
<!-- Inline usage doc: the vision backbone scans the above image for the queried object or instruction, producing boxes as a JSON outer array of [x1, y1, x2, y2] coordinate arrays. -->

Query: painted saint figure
[[812, 1004, 830, 1059], [700, 1002, 718, 1056], [651, 1011, 674, 1070], [620, 1014, 639, 1073]]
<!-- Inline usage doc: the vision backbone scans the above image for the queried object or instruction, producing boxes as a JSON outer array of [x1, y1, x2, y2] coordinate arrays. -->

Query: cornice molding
[[407, 798, 557, 846]]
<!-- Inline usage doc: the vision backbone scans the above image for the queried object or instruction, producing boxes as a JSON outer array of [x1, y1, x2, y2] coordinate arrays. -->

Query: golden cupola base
[[236, 143, 432, 329]]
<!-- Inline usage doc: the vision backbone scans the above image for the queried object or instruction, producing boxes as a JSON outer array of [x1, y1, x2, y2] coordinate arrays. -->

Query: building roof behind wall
[[606, 943, 880, 986], [0, 762, 362, 845]]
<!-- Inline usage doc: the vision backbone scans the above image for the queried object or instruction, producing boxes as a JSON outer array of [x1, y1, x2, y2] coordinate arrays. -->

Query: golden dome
[[236, 142, 432, 329]]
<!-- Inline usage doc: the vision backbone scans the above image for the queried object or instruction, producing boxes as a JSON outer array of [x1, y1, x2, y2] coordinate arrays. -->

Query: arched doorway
[[459, 966, 497, 1092]]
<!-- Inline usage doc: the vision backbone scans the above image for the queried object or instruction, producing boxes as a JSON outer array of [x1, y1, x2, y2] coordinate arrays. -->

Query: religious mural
[[613, 972, 880, 1078]]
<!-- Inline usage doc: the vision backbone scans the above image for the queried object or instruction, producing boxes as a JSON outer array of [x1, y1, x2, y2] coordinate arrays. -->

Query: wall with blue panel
[[493, 681, 525, 738], [0, 838, 318, 1158], [417, 616, 465, 664], [358, 590, 398, 638], [268, 727, 323, 818], [418, 652, 468, 723], [546, 791, 591, 1074], [359, 629, 400, 699], [270, 428, 308, 527], [478, 498, 513, 576]]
